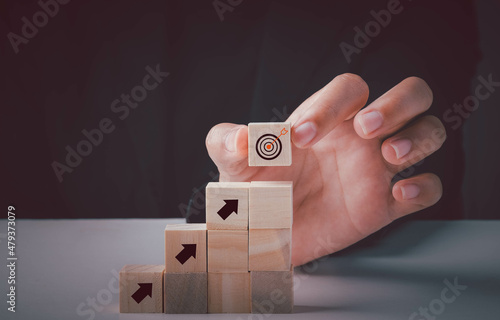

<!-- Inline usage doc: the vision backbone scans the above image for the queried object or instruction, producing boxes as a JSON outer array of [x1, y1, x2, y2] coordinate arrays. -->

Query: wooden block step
[[206, 182, 250, 230], [119, 264, 164, 313], [165, 223, 207, 273], [208, 272, 251, 313], [208, 230, 248, 272], [164, 272, 207, 314], [249, 181, 293, 229], [251, 267, 294, 314], [249, 228, 291, 271]]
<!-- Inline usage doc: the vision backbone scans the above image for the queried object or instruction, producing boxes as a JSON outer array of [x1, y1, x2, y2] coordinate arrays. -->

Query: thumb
[[205, 123, 249, 176]]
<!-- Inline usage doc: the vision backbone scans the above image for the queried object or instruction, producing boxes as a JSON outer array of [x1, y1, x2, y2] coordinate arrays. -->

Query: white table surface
[[0, 219, 499, 320]]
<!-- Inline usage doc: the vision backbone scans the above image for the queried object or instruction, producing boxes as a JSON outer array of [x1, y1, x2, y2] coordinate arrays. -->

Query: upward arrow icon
[[131, 283, 152, 304], [217, 199, 238, 220], [175, 244, 197, 264]]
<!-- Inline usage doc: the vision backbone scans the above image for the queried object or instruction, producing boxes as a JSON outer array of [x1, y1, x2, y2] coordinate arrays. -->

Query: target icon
[[256, 134, 283, 160]]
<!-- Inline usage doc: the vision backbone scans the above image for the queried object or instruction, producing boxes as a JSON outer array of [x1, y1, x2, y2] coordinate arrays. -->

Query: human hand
[[206, 74, 446, 266]]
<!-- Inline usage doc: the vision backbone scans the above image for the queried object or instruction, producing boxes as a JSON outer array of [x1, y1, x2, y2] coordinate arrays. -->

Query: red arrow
[[131, 283, 152, 304]]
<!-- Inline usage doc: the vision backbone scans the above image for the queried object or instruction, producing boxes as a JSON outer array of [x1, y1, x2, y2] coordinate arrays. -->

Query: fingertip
[[353, 110, 384, 139], [223, 125, 240, 153], [205, 123, 248, 168], [425, 173, 443, 205], [382, 138, 413, 165], [335, 73, 370, 102], [404, 76, 434, 109], [392, 173, 443, 205], [289, 73, 369, 147], [393, 183, 421, 202], [292, 121, 318, 148], [234, 125, 248, 156], [392, 183, 403, 201], [381, 142, 398, 164], [205, 123, 220, 150]]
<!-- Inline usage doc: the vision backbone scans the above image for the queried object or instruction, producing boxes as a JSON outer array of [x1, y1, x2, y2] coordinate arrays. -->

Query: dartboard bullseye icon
[[256, 134, 282, 160]]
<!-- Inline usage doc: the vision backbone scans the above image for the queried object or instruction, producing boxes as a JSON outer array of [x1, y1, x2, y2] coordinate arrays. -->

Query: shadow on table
[[334, 220, 451, 258], [294, 220, 500, 296], [292, 305, 340, 313]]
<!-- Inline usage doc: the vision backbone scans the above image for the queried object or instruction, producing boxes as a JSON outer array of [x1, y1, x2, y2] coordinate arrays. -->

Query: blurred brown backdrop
[[1, 0, 499, 220]]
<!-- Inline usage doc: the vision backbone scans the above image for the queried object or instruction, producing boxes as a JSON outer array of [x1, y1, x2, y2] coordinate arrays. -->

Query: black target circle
[[256, 134, 282, 160]]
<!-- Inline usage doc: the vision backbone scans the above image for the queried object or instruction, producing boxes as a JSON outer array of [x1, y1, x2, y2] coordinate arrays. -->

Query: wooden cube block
[[251, 267, 294, 314], [208, 230, 248, 272], [165, 223, 207, 273], [249, 181, 293, 229], [119, 264, 164, 313], [206, 182, 250, 230], [249, 228, 291, 271], [164, 272, 207, 314], [248, 122, 292, 166], [208, 272, 251, 313]]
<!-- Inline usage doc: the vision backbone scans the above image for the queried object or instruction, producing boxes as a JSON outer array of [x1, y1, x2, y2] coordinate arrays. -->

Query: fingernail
[[359, 111, 383, 135], [293, 122, 317, 148], [390, 139, 412, 159], [400, 184, 420, 200], [224, 127, 240, 153]]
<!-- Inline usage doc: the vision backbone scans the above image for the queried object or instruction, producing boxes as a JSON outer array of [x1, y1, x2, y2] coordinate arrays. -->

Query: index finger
[[289, 73, 369, 148]]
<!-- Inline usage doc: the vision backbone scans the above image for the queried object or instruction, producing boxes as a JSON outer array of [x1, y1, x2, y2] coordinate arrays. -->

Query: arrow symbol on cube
[[131, 283, 152, 304], [175, 244, 197, 264], [217, 199, 238, 220]]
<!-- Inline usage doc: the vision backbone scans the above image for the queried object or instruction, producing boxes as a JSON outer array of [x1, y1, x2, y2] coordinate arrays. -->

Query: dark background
[[1, 0, 499, 221]]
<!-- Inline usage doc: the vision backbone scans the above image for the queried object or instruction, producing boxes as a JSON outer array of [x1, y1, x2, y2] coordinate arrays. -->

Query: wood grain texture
[[119, 264, 164, 313], [208, 272, 251, 313], [249, 181, 293, 229], [248, 122, 292, 166], [164, 223, 207, 273], [208, 230, 248, 272], [251, 267, 294, 314], [206, 182, 250, 230], [164, 272, 207, 314], [249, 228, 291, 271]]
